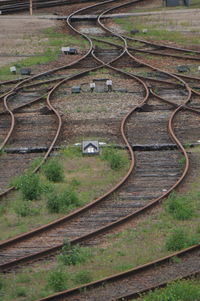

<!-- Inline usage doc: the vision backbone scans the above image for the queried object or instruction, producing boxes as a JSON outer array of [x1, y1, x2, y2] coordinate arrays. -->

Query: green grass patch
[[114, 17, 200, 46], [0, 27, 88, 81]]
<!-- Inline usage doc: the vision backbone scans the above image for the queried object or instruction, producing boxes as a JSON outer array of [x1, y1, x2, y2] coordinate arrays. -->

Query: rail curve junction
[[0, 0, 200, 300]]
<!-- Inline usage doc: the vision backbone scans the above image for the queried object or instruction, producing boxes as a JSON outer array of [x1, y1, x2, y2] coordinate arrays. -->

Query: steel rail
[[0, 0, 124, 197], [116, 270, 200, 300], [0, 0, 120, 99], [0, 93, 15, 150], [0, 0, 195, 274], [124, 35, 200, 55], [151, 89, 200, 115], [31, 2, 200, 300], [31, 0, 123, 172], [90, 35, 200, 61], [32, 5, 192, 300], [0, 0, 113, 197], [86, 36, 200, 89], [128, 45, 200, 61], [0, 93, 48, 115], [0, 0, 193, 272], [97, 0, 192, 191], [35, 243, 200, 301], [0, 4, 198, 299], [0, 0, 149, 269], [0, 64, 149, 271], [96, 0, 191, 94], [0, 0, 105, 14]]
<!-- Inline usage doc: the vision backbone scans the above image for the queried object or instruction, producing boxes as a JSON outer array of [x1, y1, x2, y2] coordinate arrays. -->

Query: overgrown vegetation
[[165, 228, 199, 251], [46, 188, 80, 213], [42, 158, 64, 182], [46, 269, 68, 292], [1, 145, 129, 241], [12, 172, 42, 201], [139, 279, 200, 301], [57, 240, 91, 266], [73, 270, 93, 285], [164, 192, 195, 220]]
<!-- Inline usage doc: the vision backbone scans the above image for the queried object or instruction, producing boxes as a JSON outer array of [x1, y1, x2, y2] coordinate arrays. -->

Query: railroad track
[[0, 0, 197, 265], [0, 0, 105, 14], [0, 0, 200, 299], [34, 243, 200, 300]]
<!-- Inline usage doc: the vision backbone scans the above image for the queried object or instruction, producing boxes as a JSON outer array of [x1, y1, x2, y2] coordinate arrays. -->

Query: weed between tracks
[[1, 147, 200, 300], [0, 146, 129, 241]]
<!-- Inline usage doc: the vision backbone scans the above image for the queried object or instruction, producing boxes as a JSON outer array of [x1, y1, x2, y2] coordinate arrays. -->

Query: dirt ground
[[0, 16, 57, 67], [0, 1, 200, 69]]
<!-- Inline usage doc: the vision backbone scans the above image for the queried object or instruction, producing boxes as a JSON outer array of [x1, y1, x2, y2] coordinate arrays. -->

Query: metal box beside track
[[20, 68, 31, 75], [71, 86, 81, 93], [165, 0, 190, 6], [61, 47, 77, 55], [165, 0, 180, 6]]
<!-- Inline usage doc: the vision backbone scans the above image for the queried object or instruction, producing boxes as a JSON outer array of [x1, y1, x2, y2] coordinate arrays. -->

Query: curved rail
[[0, 0, 114, 197], [0, 0, 195, 272]]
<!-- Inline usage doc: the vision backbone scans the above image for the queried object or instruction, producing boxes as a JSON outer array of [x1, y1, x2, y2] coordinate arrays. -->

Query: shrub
[[46, 191, 60, 213], [43, 158, 64, 182], [57, 242, 91, 266], [46, 269, 68, 292], [73, 270, 92, 285], [101, 148, 127, 170], [60, 189, 80, 208], [46, 188, 80, 213], [165, 228, 198, 251], [13, 172, 41, 200], [165, 195, 194, 220]]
